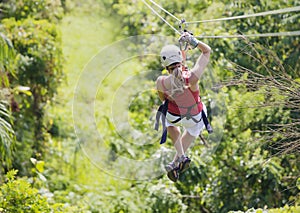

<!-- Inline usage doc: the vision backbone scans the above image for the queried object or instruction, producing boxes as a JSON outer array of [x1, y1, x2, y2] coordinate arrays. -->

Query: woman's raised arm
[[189, 40, 211, 85]]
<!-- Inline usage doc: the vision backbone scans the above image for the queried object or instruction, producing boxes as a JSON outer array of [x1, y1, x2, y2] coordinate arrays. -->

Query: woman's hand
[[178, 31, 199, 49]]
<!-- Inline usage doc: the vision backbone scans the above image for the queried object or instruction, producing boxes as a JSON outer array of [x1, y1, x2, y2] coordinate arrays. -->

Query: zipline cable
[[142, 0, 181, 35], [186, 6, 300, 24], [147, 0, 181, 22], [142, 0, 300, 39], [196, 30, 300, 39]]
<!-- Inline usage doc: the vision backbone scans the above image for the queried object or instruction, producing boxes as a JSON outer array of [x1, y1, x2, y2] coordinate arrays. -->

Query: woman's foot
[[177, 155, 191, 173], [165, 162, 179, 182]]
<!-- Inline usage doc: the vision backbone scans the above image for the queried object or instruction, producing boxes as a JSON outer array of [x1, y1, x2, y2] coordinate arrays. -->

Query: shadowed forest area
[[0, 0, 299, 212]]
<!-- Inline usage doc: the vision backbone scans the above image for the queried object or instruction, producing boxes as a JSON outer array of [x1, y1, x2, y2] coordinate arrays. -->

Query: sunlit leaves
[[0, 169, 81, 212], [0, 0, 64, 22]]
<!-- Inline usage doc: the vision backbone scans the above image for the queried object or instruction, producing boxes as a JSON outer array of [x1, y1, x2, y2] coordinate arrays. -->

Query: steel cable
[[186, 6, 300, 24], [142, 0, 300, 39]]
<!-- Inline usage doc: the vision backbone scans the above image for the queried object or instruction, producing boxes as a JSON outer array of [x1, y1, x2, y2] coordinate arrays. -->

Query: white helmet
[[160, 45, 183, 67]]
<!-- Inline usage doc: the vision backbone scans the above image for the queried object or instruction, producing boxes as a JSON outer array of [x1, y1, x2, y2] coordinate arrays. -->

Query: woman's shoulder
[[156, 75, 169, 84], [156, 75, 168, 81], [156, 75, 170, 90]]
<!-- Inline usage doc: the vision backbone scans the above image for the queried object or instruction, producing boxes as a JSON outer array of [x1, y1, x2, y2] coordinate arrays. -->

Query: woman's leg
[[167, 126, 183, 162], [171, 130, 194, 173], [181, 130, 196, 154]]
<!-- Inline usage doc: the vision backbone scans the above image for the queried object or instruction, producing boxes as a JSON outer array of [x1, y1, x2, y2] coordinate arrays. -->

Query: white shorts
[[165, 103, 208, 137]]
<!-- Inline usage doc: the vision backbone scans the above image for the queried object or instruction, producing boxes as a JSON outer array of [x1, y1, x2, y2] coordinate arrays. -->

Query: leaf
[[36, 160, 45, 173], [30, 157, 37, 165], [14, 86, 32, 96], [127, 147, 136, 158], [37, 172, 47, 182], [5, 169, 18, 181]]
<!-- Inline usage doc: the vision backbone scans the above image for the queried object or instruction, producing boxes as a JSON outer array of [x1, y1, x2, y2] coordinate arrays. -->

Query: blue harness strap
[[154, 99, 169, 144], [201, 109, 213, 133]]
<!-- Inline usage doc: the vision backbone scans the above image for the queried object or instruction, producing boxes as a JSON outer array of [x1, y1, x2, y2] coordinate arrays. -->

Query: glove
[[178, 31, 199, 49]]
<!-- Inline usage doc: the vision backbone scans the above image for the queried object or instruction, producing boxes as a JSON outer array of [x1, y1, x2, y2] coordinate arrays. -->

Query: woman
[[156, 32, 211, 182]]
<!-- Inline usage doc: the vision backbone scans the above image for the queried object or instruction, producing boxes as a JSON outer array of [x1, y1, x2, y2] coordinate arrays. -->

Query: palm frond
[[0, 101, 15, 169]]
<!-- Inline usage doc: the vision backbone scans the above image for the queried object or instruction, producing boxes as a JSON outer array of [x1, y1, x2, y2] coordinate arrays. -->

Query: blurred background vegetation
[[0, 0, 299, 212]]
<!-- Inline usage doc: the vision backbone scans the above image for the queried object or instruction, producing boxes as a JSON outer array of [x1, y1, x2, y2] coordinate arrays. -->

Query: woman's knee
[[168, 126, 180, 134], [182, 130, 196, 142]]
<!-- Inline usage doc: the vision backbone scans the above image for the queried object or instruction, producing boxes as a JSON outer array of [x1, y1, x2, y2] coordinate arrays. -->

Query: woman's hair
[[168, 67, 188, 98]]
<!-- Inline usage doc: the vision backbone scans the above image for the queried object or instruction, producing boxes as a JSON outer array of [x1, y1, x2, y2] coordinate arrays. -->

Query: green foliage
[[0, 34, 16, 174], [0, 17, 63, 173], [146, 181, 188, 213], [229, 205, 300, 213], [0, 170, 52, 213], [129, 86, 159, 132], [0, 33, 16, 87], [0, 170, 82, 212], [1, 0, 299, 212], [2, 17, 64, 98], [0, 0, 64, 22], [221, 0, 300, 75], [112, 0, 299, 75]]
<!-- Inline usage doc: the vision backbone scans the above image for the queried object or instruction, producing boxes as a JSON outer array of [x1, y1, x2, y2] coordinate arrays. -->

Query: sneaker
[[165, 162, 179, 182], [177, 156, 191, 173]]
